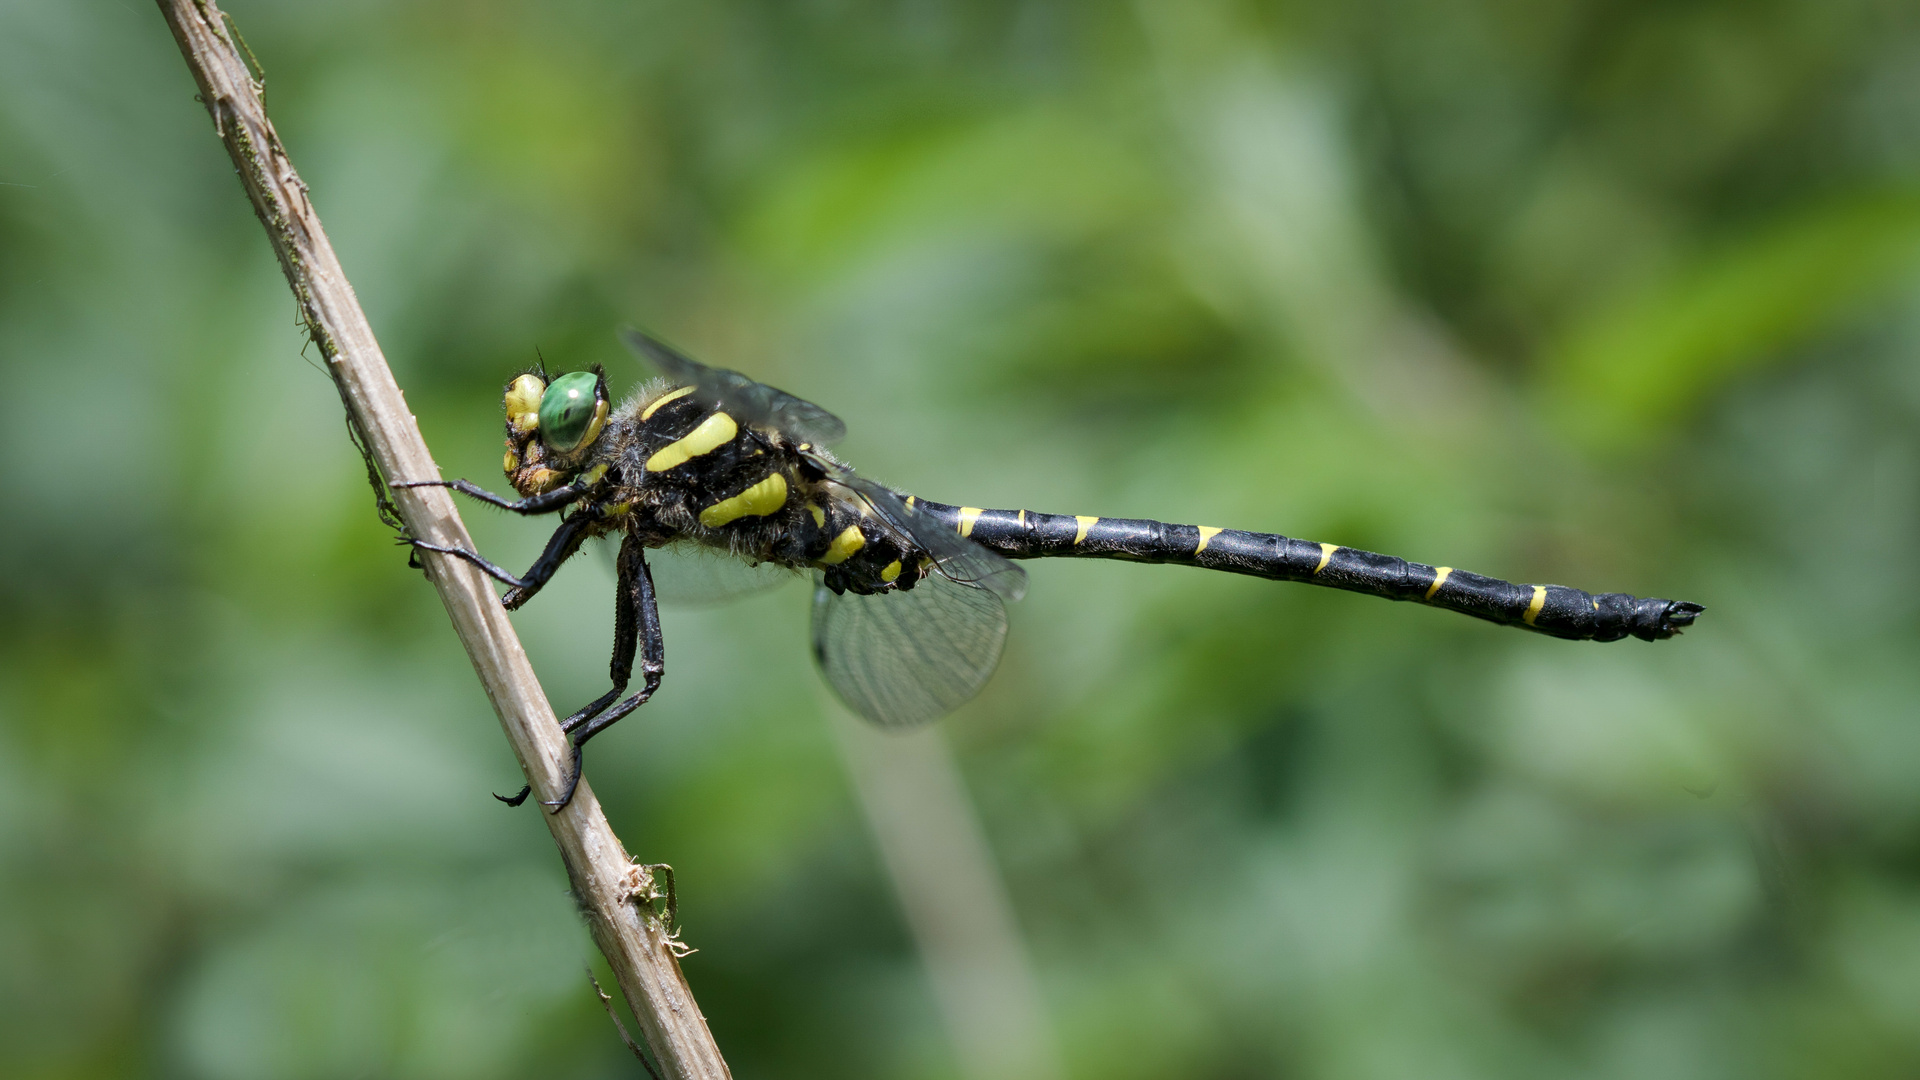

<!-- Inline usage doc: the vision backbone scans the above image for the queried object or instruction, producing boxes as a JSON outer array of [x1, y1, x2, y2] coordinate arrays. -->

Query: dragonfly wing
[[811, 571, 1009, 728], [621, 328, 847, 446], [644, 538, 801, 606], [829, 472, 1028, 603]]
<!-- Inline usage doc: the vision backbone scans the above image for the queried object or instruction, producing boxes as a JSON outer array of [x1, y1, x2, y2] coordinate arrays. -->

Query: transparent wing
[[621, 328, 847, 447], [827, 472, 1028, 603], [594, 537, 799, 606], [811, 572, 1009, 728]]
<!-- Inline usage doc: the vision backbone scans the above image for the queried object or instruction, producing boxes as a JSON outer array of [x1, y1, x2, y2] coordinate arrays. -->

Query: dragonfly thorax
[[508, 374, 930, 596]]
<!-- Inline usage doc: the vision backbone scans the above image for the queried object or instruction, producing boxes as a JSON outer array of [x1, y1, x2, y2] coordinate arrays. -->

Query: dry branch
[[153, 3, 730, 1076]]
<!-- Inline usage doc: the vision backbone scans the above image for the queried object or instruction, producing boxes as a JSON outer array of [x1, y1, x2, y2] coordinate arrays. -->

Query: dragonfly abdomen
[[910, 499, 1700, 642]]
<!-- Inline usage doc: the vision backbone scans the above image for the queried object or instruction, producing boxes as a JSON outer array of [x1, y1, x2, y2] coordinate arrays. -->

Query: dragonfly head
[[500, 366, 611, 495]]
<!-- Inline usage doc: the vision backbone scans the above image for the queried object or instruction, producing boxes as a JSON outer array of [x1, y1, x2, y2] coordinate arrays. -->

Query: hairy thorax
[[508, 376, 924, 596]]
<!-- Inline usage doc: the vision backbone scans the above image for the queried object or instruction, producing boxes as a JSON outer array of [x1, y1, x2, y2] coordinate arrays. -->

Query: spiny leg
[[559, 531, 643, 735], [395, 477, 592, 515], [546, 536, 665, 811], [406, 538, 532, 589], [500, 535, 666, 811], [488, 517, 611, 804], [407, 508, 599, 606], [494, 526, 639, 807], [501, 512, 599, 610]]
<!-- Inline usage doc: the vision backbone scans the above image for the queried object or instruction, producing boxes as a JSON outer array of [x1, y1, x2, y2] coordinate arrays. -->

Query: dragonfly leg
[[405, 538, 531, 589], [500, 511, 599, 610], [498, 537, 663, 811], [548, 531, 645, 735], [408, 510, 599, 608], [395, 477, 587, 515], [541, 538, 664, 812]]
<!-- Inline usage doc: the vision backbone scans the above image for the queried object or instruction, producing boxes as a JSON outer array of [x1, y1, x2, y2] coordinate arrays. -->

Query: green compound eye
[[538, 371, 604, 452]]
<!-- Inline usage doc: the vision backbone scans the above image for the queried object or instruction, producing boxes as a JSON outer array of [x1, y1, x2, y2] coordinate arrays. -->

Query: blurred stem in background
[[833, 711, 1063, 1080]]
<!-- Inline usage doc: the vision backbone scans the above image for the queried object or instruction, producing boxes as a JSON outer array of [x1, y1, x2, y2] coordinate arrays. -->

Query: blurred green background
[[5, 1, 1919, 1077]]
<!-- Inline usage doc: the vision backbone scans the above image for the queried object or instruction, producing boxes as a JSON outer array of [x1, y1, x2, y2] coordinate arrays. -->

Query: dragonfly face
[[411, 328, 1696, 810], [500, 368, 612, 497]]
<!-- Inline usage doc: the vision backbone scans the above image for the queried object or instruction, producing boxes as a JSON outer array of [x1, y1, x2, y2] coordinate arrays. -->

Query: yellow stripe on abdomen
[[1523, 585, 1547, 626], [1313, 543, 1338, 574], [817, 525, 866, 565], [1074, 516, 1098, 544], [699, 472, 788, 528], [957, 507, 983, 537], [1425, 566, 1452, 600], [646, 412, 737, 472], [1195, 526, 1223, 553]]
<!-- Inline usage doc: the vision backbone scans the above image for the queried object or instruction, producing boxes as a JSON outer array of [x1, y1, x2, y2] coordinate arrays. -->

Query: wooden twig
[[153, 4, 730, 1076]]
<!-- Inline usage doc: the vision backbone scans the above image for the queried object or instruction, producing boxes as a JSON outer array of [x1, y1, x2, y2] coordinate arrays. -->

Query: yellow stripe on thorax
[[957, 507, 983, 537], [880, 559, 902, 583], [817, 525, 866, 565], [1074, 516, 1098, 544], [646, 411, 737, 472], [1425, 567, 1452, 600], [1313, 543, 1338, 574], [640, 385, 695, 421], [1195, 526, 1223, 553], [699, 472, 788, 528], [1523, 585, 1547, 626]]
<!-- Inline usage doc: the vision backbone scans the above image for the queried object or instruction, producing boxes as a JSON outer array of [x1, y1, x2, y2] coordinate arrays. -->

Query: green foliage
[[1543, 191, 1920, 449], [3, 1, 1918, 1077]]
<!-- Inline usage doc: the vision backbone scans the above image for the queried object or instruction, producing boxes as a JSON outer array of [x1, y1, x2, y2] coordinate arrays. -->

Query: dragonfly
[[403, 330, 1704, 809]]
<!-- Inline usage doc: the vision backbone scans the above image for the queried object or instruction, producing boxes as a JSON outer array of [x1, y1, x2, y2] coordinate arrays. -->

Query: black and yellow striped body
[[423, 336, 1703, 807], [512, 377, 1698, 640], [909, 500, 1700, 642]]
